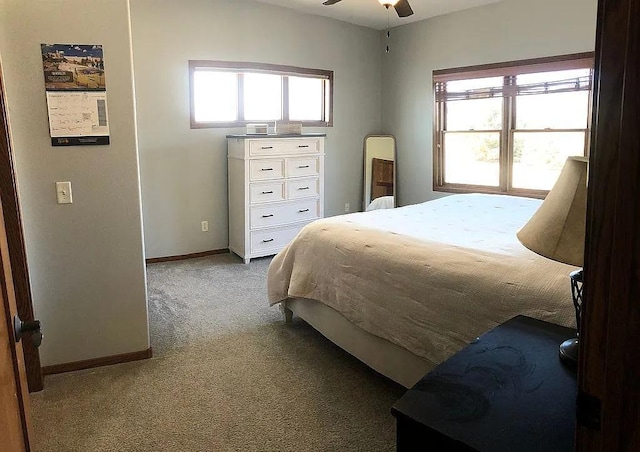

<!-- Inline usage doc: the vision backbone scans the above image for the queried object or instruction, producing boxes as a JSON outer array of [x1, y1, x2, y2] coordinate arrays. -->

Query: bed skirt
[[283, 297, 435, 388]]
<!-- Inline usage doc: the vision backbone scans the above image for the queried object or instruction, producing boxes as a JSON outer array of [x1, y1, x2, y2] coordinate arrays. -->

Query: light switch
[[56, 181, 73, 204]]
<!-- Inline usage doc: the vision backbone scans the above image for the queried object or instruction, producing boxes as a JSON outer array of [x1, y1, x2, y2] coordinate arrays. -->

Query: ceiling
[[253, 0, 505, 30]]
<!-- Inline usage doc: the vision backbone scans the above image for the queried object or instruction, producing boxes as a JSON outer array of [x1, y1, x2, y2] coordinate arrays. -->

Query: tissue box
[[274, 121, 302, 135]]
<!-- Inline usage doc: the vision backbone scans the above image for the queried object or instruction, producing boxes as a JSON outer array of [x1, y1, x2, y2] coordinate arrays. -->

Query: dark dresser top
[[392, 315, 578, 452], [225, 133, 327, 139]]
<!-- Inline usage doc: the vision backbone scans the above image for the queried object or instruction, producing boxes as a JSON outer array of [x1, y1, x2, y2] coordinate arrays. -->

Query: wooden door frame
[[0, 62, 43, 392], [577, 0, 640, 449], [0, 182, 32, 451]]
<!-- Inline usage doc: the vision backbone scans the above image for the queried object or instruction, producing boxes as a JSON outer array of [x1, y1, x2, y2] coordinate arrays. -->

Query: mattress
[[268, 193, 578, 367]]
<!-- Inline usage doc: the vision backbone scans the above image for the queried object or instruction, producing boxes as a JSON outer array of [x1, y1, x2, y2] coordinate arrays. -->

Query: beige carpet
[[30, 254, 405, 451]]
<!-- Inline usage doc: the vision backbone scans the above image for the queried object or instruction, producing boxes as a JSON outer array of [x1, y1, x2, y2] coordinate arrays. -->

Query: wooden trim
[[577, 0, 640, 449], [585, 68, 595, 158], [442, 129, 502, 134], [321, 79, 327, 125], [327, 76, 334, 127], [188, 60, 333, 78], [434, 184, 547, 199], [500, 76, 511, 191], [0, 185, 32, 450], [42, 348, 152, 376], [443, 128, 588, 134], [432, 95, 441, 190], [433, 52, 595, 82], [511, 128, 590, 134], [145, 248, 229, 264], [0, 63, 43, 393]]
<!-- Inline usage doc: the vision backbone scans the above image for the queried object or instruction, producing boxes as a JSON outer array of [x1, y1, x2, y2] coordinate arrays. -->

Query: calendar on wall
[[41, 43, 110, 146]]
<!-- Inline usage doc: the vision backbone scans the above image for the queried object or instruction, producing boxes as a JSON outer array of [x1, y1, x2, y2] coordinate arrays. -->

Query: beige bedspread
[[268, 194, 578, 367]]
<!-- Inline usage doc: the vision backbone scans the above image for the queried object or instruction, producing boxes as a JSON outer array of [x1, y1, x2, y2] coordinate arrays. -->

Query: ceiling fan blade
[[322, 0, 343, 5], [394, 0, 414, 17]]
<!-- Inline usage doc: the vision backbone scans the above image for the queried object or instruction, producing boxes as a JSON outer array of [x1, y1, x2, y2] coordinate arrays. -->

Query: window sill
[[434, 184, 548, 199]]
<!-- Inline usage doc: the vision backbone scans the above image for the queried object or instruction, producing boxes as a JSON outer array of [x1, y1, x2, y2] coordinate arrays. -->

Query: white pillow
[[366, 196, 394, 211]]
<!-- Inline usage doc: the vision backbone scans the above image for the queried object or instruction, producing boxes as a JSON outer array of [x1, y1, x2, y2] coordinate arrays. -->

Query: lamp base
[[559, 338, 579, 365]]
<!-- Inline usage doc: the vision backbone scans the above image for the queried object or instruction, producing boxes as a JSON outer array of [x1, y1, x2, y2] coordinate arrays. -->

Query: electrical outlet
[[344, 202, 350, 213], [201, 220, 209, 232]]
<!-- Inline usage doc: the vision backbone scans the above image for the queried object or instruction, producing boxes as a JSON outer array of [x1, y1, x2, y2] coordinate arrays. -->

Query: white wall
[[381, 0, 599, 206], [0, 0, 149, 366], [130, 0, 382, 259]]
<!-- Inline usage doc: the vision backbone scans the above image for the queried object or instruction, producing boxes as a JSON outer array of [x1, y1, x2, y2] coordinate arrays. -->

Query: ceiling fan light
[[379, 0, 400, 7]]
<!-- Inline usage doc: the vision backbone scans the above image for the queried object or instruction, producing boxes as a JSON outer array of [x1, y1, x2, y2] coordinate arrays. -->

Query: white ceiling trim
[[252, 0, 505, 30]]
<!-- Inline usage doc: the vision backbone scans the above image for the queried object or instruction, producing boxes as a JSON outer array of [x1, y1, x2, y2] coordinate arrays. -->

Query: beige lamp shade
[[517, 156, 588, 267]]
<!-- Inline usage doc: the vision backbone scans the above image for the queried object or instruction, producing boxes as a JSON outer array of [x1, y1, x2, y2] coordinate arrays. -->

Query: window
[[189, 61, 333, 128], [433, 53, 594, 197]]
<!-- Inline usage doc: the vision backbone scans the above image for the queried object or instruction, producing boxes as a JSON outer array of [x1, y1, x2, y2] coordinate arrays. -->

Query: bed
[[267, 193, 578, 388]]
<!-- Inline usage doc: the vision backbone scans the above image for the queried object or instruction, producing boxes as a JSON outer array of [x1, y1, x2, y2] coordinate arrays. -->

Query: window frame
[[189, 60, 333, 129], [433, 52, 595, 198]]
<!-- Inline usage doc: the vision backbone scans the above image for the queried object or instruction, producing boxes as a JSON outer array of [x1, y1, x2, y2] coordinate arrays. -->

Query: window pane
[[447, 76, 503, 92], [512, 132, 585, 190], [325, 80, 330, 121], [516, 68, 591, 85], [516, 91, 589, 129], [289, 76, 323, 121], [244, 73, 282, 121], [444, 132, 500, 186], [193, 71, 237, 122], [446, 98, 502, 130]]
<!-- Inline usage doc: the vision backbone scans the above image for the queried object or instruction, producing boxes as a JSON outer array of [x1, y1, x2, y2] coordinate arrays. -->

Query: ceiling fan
[[322, 0, 414, 18]]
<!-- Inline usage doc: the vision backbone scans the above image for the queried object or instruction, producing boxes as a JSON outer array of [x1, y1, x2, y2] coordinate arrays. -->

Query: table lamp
[[516, 156, 588, 364]]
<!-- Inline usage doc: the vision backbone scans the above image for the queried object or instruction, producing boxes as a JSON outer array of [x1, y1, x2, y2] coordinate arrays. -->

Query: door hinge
[[576, 390, 601, 430]]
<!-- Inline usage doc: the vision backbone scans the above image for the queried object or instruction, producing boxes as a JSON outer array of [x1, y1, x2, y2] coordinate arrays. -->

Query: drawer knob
[[298, 208, 310, 213], [261, 190, 274, 194], [262, 238, 274, 243], [261, 168, 274, 171], [261, 146, 273, 150], [298, 165, 310, 169], [262, 214, 274, 218], [298, 187, 310, 190], [298, 145, 310, 148]]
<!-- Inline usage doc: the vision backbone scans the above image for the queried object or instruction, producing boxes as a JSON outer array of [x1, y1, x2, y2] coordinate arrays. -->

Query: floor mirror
[[363, 134, 396, 211]]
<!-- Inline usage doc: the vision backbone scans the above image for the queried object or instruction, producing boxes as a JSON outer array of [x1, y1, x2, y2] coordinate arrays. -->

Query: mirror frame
[[363, 134, 397, 211]]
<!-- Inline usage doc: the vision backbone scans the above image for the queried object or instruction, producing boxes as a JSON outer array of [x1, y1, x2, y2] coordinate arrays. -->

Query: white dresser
[[227, 134, 325, 263]]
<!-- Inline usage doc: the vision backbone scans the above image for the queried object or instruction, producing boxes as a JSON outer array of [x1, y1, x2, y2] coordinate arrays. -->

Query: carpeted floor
[[30, 253, 405, 451]]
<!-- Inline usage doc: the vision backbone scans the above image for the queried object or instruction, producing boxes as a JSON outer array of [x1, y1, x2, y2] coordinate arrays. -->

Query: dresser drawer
[[250, 181, 285, 204], [250, 223, 310, 254], [287, 157, 320, 178], [249, 139, 320, 156], [250, 159, 285, 180], [250, 199, 319, 229], [288, 178, 319, 199]]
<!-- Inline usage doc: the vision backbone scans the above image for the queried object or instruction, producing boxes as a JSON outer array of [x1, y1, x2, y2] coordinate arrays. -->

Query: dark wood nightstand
[[391, 315, 577, 452]]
